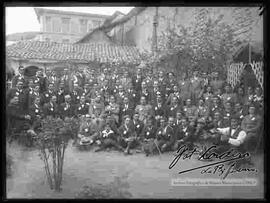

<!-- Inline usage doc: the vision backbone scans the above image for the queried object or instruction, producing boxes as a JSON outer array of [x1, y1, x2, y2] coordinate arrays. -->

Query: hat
[[18, 66, 24, 70], [17, 81, 23, 85]]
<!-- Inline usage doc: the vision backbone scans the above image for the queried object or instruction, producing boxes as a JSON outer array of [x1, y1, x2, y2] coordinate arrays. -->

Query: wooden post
[[152, 7, 159, 55], [248, 42, 252, 64]]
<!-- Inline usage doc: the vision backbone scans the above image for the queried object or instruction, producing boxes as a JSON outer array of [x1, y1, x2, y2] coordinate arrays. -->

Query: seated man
[[77, 115, 100, 147], [140, 117, 157, 156], [156, 116, 175, 153], [95, 121, 124, 152], [118, 115, 137, 155], [173, 117, 196, 150], [215, 116, 247, 150], [241, 104, 262, 151], [135, 96, 154, 124], [105, 95, 120, 125]]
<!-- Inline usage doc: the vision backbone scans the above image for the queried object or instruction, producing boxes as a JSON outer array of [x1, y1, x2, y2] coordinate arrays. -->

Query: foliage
[[76, 175, 132, 199], [140, 9, 243, 78], [32, 116, 80, 192]]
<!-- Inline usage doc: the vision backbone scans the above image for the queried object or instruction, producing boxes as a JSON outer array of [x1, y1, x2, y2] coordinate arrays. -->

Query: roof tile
[[6, 41, 141, 63]]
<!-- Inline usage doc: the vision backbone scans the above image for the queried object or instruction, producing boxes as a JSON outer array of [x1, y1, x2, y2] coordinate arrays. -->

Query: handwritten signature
[[169, 145, 257, 179]]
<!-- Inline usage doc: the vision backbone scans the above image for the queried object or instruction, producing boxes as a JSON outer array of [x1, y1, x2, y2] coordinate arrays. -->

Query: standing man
[[6, 81, 29, 111], [190, 70, 203, 105], [11, 66, 26, 88]]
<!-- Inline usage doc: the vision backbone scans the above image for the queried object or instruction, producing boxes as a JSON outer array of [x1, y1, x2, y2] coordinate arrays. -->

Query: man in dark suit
[[166, 96, 182, 118], [29, 96, 44, 132], [7, 96, 31, 142], [11, 65, 27, 88], [119, 96, 134, 123], [33, 70, 48, 93], [75, 95, 90, 117], [131, 112, 144, 137], [6, 81, 29, 111], [42, 83, 56, 105], [71, 83, 84, 105], [153, 94, 166, 126], [59, 94, 75, 119], [156, 116, 175, 153], [43, 95, 59, 118]]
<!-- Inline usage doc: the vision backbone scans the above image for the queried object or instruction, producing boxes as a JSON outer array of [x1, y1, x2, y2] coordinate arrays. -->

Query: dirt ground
[[6, 141, 264, 199]]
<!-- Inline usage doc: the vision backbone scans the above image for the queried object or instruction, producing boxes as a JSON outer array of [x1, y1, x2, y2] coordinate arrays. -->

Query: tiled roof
[[6, 40, 142, 64]]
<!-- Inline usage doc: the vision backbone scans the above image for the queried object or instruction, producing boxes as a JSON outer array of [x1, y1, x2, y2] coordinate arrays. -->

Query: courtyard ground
[[6, 141, 264, 199]]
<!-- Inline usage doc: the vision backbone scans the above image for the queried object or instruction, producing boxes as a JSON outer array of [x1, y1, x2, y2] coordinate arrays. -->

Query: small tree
[[33, 116, 80, 192]]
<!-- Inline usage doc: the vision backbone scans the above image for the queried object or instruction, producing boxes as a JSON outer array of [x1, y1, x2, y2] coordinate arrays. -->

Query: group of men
[[7, 64, 263, 157]]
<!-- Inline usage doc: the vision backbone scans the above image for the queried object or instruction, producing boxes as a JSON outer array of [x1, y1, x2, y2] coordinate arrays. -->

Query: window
[[71, 21, 79, 34], [80, 19, 88, 34], [88, 23, 93, 32], [62, 18, 70, 33], [52, 18, 61, 33], [45, 16, 52, 32]]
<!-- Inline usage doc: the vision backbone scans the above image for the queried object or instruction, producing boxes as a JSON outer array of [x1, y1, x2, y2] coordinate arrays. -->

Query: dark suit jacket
[[6, 88, 29, 112], [140, 125, 157, 140], [59, 103, 75, 119], [43, 102, 59, 118]]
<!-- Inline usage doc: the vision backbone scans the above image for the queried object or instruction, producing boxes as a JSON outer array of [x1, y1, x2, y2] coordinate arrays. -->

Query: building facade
[[105, 7, 262, 53], [34, 8, 110, 43]]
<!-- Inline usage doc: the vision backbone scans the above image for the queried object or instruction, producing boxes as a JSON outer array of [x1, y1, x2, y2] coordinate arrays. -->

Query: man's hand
[[25, 115, 31, 120], [220, 134, 229, 142]]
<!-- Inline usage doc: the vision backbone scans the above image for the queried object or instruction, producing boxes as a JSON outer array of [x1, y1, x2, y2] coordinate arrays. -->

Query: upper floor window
[[62, 18, 70, 33], [52, 18, 61, 33], [80, 19, 88, 34], [45, 16, 52, 32]]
